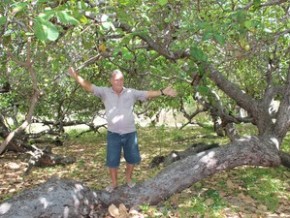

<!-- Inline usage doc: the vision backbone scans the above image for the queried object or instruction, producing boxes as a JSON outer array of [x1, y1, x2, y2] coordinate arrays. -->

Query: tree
[[0, 0, 290, 216]]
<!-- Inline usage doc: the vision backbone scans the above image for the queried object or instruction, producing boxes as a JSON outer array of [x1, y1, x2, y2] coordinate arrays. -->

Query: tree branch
[[0, 32, 40, 154], [243, 0, 288, 10], [206, 65, 258, 122], [273, 64, 290, 140]]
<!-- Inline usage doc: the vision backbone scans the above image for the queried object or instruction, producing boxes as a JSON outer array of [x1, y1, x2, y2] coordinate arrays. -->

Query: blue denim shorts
[[106, 131, 141, 168]]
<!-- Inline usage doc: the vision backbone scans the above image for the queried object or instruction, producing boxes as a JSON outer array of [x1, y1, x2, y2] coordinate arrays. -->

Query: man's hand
[[162, 85, 177, 97], [68, 67, 78, 79], [68, 67, 93, 93]]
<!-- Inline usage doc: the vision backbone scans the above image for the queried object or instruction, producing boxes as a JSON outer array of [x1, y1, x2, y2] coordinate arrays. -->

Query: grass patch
[[239, 167, 288, 211]]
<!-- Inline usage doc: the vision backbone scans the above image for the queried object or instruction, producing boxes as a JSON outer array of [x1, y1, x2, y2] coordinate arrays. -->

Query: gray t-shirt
[[92, 85, 147, 134]]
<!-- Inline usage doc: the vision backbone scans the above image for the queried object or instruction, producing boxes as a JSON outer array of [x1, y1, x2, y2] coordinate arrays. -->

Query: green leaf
[[101, 21, 113, 30], [0, 16, 7, 26], [38, 10, 55, 20], [2, 35, 11, 46], [122, 48, 134, 60], [244, 20, 259, 31], [37, 0, 49, 3], [203, 32, 213, 41], [190, 46, 208, 62], [12, 2, 27, 14], [82, 39, 94, 49], [120, 34, 132, 45], [56, 11, 79, 25], [253, 0, 261, 9], [119, 0, 131, 6], [34, 17, 59, 41], [158, 0, 168, 6], [79, 15, 88, 24], [197, 85, 210, 96], [214, 34, 225, 45], [118, 0, 140, 6]]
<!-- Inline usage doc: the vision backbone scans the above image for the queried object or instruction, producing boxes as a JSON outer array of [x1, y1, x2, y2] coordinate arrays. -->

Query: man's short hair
[[111, 69, 123, 78]]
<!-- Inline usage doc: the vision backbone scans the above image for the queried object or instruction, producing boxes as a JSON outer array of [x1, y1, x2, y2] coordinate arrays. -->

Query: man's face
[[110, 72, 124, 94]]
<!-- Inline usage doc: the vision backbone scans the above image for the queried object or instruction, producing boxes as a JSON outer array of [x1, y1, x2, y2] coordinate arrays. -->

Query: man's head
[[110, 69, 124, 94]]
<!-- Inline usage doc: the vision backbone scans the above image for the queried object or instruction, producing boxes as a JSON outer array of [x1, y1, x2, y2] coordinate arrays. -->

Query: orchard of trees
[[0, 0, 289, 217]]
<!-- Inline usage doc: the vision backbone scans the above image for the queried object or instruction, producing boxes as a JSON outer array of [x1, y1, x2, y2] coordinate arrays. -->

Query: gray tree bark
[[0, 178, 99, 218]]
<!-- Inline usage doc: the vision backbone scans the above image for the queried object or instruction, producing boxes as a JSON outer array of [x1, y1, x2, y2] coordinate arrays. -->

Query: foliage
[[1, 0, 289, 141]]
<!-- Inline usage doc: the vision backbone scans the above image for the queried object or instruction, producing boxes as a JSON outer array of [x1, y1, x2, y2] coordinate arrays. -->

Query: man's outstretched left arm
[[146, 85, 177, 99]]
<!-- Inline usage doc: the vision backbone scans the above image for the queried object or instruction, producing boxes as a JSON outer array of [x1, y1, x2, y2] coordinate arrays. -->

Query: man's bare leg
[[125, 163, 134, 185], [109, 168, 118, 188]]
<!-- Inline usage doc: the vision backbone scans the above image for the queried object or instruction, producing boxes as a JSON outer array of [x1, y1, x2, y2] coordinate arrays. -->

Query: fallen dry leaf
[[118, 203, 129, 218], [257, 204, 267, 212], [237, 193, 255, 205], [226, 179, 237, 189], [129, 208, 145, 218], [108, 204, 120, 217], [205, 198, 214, 206]]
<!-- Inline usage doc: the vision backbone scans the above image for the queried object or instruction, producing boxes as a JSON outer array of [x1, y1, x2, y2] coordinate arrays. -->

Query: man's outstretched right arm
[[68, 67, 93, 93]]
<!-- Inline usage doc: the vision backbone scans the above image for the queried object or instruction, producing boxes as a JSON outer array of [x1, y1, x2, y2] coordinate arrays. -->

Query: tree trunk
[[0, 136, 281, 217], [279, 150, 290, 168], [0, 35, 39, 155], [0, 115, 28, 153], [0, 89, 39, 154]]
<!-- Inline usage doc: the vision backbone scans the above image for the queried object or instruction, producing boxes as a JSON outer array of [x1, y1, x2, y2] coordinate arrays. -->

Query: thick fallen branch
[[24, 145, 76, 175], [149, 142, 219, 168], [97, 136, 281, 207], [0, 136, 281, 218]]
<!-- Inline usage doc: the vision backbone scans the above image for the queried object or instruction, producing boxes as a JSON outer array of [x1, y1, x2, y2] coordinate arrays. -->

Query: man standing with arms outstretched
[[68, 67, 177, 192]]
